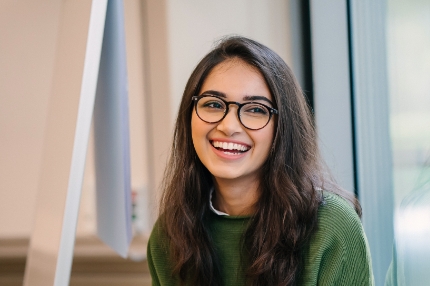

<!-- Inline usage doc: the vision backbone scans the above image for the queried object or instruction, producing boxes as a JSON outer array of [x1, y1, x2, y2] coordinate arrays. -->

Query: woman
[[147, 36, 373, 286]]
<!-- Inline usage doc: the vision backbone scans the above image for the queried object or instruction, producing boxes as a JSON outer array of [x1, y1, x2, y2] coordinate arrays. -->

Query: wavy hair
[[159, 36, 361, 286]]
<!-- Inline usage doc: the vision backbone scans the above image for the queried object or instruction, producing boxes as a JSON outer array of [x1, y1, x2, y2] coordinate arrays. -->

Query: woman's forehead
[[199, 59, 272, 101], [209, 58, 258, 76]]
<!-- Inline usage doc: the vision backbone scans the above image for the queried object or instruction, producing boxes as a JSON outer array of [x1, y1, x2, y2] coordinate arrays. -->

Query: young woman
[[147, 36, 374, 286]]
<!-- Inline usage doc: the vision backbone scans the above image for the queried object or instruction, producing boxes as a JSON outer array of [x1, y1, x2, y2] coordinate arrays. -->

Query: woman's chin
[[209, 168, 258, 183]]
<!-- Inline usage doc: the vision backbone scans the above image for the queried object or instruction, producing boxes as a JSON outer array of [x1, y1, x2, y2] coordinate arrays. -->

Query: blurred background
[[0, 0, 428, 285]]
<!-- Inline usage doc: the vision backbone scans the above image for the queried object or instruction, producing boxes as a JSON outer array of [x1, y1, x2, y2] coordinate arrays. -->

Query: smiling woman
[[147, 36, 374, 286]]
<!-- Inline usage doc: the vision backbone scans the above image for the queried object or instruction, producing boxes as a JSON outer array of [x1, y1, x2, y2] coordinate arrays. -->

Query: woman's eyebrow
[[243, 95, 274, 105], [200, 90, 226, 98]]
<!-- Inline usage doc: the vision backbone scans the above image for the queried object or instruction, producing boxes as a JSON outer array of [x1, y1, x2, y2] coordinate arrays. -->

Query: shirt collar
[[209, 188, 229, 216]]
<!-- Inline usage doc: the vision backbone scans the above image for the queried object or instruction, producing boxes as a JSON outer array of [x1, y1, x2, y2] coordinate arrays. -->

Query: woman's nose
[[216, 105, 243, 136]]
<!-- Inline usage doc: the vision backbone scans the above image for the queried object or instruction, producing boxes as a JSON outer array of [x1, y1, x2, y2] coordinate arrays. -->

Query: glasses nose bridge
[[222, 101, 243, 124], [224, 101, 242, 118], [219, 100, 243, 130]]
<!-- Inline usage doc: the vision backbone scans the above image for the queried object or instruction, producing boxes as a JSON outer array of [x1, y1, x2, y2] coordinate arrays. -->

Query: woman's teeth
[[211, 141, 250, 152]]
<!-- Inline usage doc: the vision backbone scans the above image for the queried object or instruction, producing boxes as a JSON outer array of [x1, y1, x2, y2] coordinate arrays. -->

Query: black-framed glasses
[[192, 94, 278, 130]]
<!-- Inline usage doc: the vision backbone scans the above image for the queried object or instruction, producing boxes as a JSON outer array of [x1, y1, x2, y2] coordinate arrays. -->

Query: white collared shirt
[[209, 188, 229, 216]]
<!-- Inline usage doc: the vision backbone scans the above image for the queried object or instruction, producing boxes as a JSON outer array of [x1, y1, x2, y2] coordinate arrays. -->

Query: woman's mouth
[[210, 140, 251, 155]]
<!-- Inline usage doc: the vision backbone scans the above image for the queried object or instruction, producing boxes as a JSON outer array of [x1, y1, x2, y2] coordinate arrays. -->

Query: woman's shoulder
[[314, 190, 367, 247], [318, 191, 361, 228], [148, 216, 168, 246], [300, 191, 374, 285], [147, 216, 171, 262], [147, 217, 178, 285]]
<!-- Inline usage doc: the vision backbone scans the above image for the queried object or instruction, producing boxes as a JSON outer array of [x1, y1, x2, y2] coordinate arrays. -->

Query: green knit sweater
[[147, 192, 374, 285]]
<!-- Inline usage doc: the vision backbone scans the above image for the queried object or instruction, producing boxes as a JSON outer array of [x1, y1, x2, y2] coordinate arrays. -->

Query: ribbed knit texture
[[147, 192, 374, 285]]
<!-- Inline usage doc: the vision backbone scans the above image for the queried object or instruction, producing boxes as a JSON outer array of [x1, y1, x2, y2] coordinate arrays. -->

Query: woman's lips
[[210, 140, 251, 152], [209, 140, 250, 159]]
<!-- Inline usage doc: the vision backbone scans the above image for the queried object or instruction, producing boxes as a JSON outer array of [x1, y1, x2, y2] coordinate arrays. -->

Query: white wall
[[0, 0, 61, 238], [0, 0, 149, 238]]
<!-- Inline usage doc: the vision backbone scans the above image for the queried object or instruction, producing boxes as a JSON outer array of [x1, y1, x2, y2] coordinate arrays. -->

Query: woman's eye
[[244, 106, 268, 114], [203, 101, 224, 109]]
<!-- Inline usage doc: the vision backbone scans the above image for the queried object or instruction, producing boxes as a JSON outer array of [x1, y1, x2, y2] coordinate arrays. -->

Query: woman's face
[[191, 59, 275, 184]]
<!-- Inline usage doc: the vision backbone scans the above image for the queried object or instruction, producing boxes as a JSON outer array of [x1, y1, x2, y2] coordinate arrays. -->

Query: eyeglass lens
[[195, 96, 271, 130]]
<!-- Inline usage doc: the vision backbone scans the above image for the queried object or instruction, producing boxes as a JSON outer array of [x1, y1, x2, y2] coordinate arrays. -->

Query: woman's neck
[[212, 177, 259, 216]]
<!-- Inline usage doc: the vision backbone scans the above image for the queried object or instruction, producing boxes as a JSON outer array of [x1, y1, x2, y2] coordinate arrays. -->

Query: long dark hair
[[159, 36, 361, 286]]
